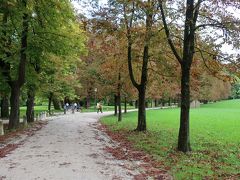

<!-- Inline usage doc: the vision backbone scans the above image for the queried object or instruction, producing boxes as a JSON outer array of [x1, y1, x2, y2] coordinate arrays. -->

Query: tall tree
[[7, 0, 29, 129], [123, 0, 156, 131], [0, 0, 86, 127], [159, 0, 240, 152]]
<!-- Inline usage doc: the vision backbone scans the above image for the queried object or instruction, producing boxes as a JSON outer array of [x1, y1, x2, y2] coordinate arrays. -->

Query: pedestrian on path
[[97, 102, 103, 113]]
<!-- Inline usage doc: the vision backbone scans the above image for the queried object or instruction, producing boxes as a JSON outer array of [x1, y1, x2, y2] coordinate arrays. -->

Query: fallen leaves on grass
[[98, 124, 172, 180]]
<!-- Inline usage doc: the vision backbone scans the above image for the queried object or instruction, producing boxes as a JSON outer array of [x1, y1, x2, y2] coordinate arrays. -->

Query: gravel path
[[0, 112, 142, 180]]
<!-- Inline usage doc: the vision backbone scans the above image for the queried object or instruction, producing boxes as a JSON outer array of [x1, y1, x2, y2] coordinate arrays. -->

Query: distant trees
[[231, 82, 240, 99], [78, 0, 239, 138], [77, 10, 137, 120], [80, 0, 239, 153]]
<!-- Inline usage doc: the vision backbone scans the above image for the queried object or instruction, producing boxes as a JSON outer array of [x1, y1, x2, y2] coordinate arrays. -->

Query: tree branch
[[123, 2, 140, 89], [158, 0, 182, 64]]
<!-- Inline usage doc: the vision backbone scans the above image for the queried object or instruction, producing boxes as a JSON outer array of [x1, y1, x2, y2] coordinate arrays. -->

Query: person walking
[[97, 102, 103, 113], [63, 104, 67, 114]]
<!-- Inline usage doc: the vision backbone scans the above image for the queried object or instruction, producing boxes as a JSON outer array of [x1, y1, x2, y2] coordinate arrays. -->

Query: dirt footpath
[[0, 112, 143, 180]]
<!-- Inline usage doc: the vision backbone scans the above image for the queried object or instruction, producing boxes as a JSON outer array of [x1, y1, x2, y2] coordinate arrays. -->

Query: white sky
[[71, 0, 239, 58], [71, 0, 108, 14]]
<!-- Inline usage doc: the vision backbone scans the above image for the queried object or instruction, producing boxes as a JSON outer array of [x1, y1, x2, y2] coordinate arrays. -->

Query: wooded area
[[0, 0, 239, 155]]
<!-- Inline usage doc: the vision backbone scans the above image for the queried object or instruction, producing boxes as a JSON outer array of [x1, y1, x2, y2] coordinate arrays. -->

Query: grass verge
[[101, 99, 240, 179]]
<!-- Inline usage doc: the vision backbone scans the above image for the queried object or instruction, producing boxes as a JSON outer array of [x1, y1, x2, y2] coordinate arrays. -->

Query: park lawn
[[19, 106, 53, 118], [81, 105, 135, 112], [101, 99, 240, 179], [19, 105, 135, 117]]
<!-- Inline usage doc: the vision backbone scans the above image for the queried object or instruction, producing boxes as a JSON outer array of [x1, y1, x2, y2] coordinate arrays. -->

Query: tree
[[123, 0, 156, 131], [77, 14, 135, 119], [0, 0, 86, 127], [0, 74, 10, 119], [159, 0, 240, 152], [7, 0, 29, 129]]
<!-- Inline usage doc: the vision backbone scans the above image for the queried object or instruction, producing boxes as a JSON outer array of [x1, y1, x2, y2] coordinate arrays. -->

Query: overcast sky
[[71, 0, 239, 57]]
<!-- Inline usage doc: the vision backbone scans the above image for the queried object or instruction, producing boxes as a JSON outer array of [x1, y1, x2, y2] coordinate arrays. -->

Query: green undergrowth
[[101, 99, 240, 179]]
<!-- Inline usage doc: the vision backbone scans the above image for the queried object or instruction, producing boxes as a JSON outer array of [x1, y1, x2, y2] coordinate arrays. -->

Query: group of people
[[63, 102, 81, 114], [63, 101, 103, 114]]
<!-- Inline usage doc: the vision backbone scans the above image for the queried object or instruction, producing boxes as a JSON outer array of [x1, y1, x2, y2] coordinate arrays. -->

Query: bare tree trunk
[[114, 94, 117, 116], [178, 66, 191, 152], [135, 100, 138, 108], [26, 88, 35, 123], [48, 92, 53, 115], [85, 95, 90, 109], [8, 0, 29, 130], [117, 72, 122, 121], [137, 87, 146, 131], [1, 95, 9, 119], [117, 94, 122, 121], [124, 96, 127, 113], [8, 83, 20, 129]]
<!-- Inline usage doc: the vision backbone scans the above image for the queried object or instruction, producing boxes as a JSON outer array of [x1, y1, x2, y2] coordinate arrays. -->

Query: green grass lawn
[[81, 105, 135, 112], [101, 99, 240, 179], [19, 106, 50, 118]]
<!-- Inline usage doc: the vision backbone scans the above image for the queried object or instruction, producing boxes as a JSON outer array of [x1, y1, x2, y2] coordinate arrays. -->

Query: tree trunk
[[178, 66, 191, 152], [48, 93, 53, 115], [8, 0, 29, 130], [85, 96, 90, 109], [136, 87, 146, 131], [135, 100, 138, 108], [154, 99, 157, 107], [168, 97, 171, 106], [117, 72, 122, 121], [124, 96, 127, 113], [53, 97, 61, 110], [114, 94, 117, 116], [162, 99, 165, 107], [8, 84, 20, 129], [145, 101, 148, 108], [129, 101, 133, 106], [26, 88, 35, 123], [1, 95, 9, 119], [124, 2, 152, 132], [159, 0, 199, 153], [117, 94, 122, 121]]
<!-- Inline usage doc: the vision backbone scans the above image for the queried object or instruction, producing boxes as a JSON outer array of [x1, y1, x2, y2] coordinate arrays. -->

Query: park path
[[0, 112, 142, 180]]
